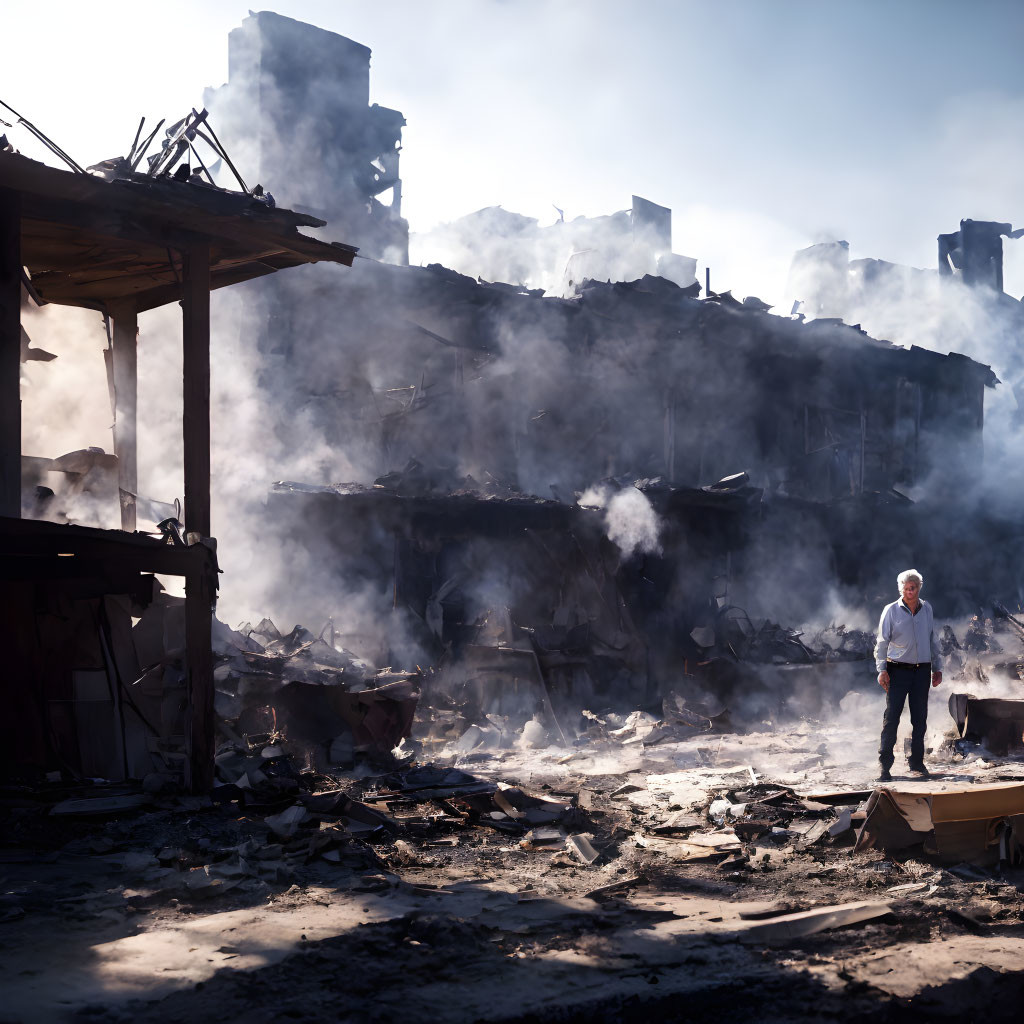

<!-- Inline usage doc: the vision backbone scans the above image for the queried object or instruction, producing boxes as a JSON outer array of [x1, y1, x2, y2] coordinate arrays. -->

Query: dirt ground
[[3, 716, 1024, 1023]]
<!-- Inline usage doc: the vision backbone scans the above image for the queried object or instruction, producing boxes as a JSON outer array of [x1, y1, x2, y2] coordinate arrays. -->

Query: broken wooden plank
[[735, 900, 892, 943]]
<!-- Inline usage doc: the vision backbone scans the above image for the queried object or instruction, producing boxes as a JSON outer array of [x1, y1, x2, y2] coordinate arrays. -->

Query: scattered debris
[[856, 781, 1024, 865], [949, 692, 1024, 757], [735, 900, 893, 943]]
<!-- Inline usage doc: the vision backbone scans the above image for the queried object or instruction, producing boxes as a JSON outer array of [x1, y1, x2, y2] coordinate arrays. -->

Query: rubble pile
[[5, 11, 1024, 1017], [6, 652, 1024, 1021], [211, 616, 420, 774]]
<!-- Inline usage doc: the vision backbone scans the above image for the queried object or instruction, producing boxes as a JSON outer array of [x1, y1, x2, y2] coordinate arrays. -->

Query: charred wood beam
[[0, 188, 20, 518], [182, 243, 210, 538], [185, 561, 215, 792], [181, 242, 214, 792], [133, 257, 294, 313], [0, 517, 217, 578], [110, 304, 138, 532]]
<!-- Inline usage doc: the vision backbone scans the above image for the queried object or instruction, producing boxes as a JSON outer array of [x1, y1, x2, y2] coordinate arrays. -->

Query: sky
[[4, 0, 1024, 303]]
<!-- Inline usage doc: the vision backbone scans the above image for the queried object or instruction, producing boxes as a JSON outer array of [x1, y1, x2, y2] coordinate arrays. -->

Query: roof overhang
[[1, 150, 358, 312]]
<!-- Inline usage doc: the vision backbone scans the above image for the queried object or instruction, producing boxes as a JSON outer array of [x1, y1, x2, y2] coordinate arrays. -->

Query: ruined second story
[[237, 259, 997, 506]]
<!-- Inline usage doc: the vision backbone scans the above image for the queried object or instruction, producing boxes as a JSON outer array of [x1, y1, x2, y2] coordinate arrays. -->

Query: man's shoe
[[908, 764, 930, 777], [877, 767, 893, 782]]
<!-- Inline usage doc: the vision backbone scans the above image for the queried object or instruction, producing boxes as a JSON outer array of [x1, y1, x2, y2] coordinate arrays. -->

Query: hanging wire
[[0, 97, 85, 173]]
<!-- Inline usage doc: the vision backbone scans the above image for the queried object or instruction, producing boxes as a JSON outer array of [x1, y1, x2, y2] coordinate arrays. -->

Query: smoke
[[20, 11, 1024, 726], [411, 203, 704, 298], [20, 303, 112, 458], [579, 483, 662, 559], [800, 241, 1024, 521]]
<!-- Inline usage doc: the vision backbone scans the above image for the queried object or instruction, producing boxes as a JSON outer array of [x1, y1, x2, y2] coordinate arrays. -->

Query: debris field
[[4, 614, 1024, 1023]]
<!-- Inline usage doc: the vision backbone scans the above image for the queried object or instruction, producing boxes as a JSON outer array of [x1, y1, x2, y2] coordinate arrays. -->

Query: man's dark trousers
[[879, 663, 931, 770]]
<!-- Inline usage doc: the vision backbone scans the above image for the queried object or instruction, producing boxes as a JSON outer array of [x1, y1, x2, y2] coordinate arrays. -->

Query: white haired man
[[874, 570, 943, 781]]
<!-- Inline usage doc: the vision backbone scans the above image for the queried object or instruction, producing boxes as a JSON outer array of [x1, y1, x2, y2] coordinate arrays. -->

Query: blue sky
[[4, 0, 1024, 302]]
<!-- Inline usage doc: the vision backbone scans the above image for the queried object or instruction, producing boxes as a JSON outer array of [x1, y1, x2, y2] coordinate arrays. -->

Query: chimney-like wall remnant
[[785, 240, 851, 320], [938, 218, 1023, 293], [205, 10, 409, 263]]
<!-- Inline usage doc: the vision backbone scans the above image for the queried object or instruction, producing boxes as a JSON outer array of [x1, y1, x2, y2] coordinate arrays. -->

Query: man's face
[[901, 579, 921, 606]]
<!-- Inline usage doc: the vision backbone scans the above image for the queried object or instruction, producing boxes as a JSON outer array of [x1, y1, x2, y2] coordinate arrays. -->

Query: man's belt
[[887, 661, 931, 670]]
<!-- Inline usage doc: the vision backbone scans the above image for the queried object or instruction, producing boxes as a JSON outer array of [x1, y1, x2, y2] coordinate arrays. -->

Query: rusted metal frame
[[0, 187, 20, 518], [180, 240, 214, 791]]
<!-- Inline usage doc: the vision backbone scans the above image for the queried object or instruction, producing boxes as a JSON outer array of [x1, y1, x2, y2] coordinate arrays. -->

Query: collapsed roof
[[3, 149, 357, 312]]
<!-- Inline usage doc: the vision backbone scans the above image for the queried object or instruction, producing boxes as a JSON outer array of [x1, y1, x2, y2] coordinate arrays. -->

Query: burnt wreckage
[[199, 13, 1004, 741], [0, 110, 358, 788], [257, 261, 996, 732], [0, 12, 1011, 788]]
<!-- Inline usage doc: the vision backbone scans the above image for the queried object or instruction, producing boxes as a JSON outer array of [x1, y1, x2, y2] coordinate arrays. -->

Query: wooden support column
[[182, 244, 211, 538], [110, 304, 138, 532], [0, 188, 21, 519], [184, 562, 215, 791], [181, 242, 214, 791]]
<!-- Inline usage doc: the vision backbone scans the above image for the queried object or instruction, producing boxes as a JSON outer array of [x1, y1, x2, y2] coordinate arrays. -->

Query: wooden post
[[110, 304, 138, 532], [184, 562, 215, 791], [0, 189, 20, 519], [182, 244, 211, 538], [180, 242, 214, 791]]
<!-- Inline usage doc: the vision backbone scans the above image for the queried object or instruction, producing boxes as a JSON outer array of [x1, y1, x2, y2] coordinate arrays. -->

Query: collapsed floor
[[4, 617, 1024, 1022]]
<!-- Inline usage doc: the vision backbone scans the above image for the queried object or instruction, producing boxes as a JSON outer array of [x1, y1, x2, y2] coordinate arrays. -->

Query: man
[[874, 569, 943, 782]]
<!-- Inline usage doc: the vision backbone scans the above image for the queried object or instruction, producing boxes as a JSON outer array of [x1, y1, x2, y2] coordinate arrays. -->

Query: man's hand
[[878, 670, 890, 693], [932, 670, 942, 688]]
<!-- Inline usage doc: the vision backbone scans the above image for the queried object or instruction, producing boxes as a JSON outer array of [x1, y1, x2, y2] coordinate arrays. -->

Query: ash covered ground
[[7, 11, 1024, 1023], [3, 616, 1024, 1024]]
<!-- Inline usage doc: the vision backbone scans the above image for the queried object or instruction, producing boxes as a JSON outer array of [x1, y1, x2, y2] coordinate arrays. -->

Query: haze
[[4, 0, 1023, 304]]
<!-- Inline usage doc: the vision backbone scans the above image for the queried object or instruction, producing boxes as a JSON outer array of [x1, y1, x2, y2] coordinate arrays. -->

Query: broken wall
[[242, 260, 993, 503], [412, 196, 699, 297]]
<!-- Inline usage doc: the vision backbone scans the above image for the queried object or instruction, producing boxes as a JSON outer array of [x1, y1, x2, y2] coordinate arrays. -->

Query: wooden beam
[[110, 304, 138, 532], [184, 563, 215, 792], [0, 516, 216, 581], [0, 189, 20, 518], [181, 244, 210, 538], [180, 242, 214, 791]]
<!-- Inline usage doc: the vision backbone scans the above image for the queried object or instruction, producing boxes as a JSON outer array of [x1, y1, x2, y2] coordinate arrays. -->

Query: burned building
[[246, 259, 997, 718], [2, 13, 1008, 783], [237, 256, 997, 511], [187, 15, 1006, 721], [6, 16, 1024, 1023], [785, 219, 1024, 358]]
